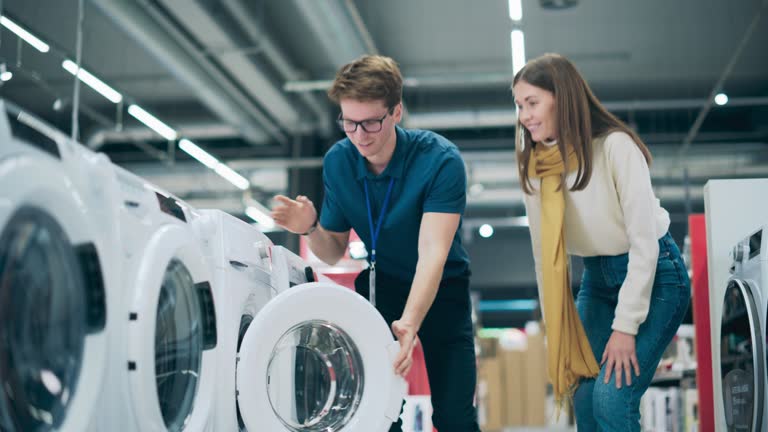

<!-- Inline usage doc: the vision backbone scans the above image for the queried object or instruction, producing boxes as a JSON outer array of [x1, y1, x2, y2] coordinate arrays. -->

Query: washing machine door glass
[[0, 208, 87, 431], [155, 258, 205, 430], [721, 279, 765, 431], [267, 320, 364, 431]]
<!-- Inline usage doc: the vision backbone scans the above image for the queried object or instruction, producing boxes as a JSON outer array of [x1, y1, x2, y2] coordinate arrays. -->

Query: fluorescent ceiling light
[[479, 224, 494, 238], [179, 139, 219, 169], [246, 205, 275, 229], [508, 0, 523, 21], [178, 138, 251, 191], [62, 60, 123, 103], [214, 163, 250, 190], [128, 105, 177, 141], [714, 93, 729, 106], [0, 71, 12, 82], [511, 30, 526, 75], [0, 16, 50, 53]]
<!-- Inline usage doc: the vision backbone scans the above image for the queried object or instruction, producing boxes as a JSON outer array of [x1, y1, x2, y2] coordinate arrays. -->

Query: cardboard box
[[501, 349, 525, 425], [524, 330, 548, 425], [477, 336, 498, 358], [477, 357, 505, 431], [497, 328, 527, 426]]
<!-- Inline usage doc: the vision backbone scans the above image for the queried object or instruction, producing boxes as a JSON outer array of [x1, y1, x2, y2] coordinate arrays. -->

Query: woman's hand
[[391, 320, 419, 377], [602, 330, 641, 388]]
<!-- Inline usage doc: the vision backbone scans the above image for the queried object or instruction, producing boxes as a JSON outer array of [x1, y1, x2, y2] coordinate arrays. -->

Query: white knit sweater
[[523, 131, 670, 335]]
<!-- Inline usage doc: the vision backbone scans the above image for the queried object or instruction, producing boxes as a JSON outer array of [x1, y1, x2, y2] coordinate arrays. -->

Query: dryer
[[234, 246, 407, 431], [191, 209, 274, 432], [0, 101, 110, 432], [88, 165, 218, 432], [714, 225, 768, 431]]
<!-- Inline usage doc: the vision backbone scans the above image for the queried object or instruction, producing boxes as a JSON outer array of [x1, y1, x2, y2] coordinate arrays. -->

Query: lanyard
[[364, 177, 395, 307]]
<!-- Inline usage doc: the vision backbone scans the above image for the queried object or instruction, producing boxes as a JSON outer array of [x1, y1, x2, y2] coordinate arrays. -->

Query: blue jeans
[[573, 232, 690, 432]]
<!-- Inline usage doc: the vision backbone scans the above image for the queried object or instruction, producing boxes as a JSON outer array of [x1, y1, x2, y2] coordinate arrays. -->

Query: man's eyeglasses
[[337, 112, 389, 133]]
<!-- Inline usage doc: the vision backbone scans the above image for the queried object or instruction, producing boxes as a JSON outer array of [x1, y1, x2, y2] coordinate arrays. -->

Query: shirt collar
[[355, 126, 407, 180]]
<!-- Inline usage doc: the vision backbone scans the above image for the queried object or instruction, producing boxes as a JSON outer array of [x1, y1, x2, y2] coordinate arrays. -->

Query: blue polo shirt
[[320, 126, 470, 282]]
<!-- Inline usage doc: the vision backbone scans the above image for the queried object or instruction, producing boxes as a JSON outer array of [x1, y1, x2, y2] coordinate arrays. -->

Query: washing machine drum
[[720, 279, 765, 431], [237, 283, 406, 432], [0, 206, 105, 431]]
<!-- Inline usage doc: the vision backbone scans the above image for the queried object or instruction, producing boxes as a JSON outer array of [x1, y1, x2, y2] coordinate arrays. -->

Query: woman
[[512, 53, 690, 431]]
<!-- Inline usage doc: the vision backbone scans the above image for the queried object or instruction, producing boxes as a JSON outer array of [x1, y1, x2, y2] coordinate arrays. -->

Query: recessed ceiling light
[[714, 93, 728, 106], [479, 224, 494, 238]]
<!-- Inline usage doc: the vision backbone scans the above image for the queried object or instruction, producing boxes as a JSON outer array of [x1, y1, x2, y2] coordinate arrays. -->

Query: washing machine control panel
[[732, 228, 765, 270], [270, 246, 317, 295], [748, 229, 762, 260]]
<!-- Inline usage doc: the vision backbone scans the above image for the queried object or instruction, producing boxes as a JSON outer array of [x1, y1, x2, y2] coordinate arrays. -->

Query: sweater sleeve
[[606, 132, 660, 335], [523, 183, 546, 323]]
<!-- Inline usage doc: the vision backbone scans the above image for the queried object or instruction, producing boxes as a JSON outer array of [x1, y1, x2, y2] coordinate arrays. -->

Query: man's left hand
[[391, 320, 419, 377]]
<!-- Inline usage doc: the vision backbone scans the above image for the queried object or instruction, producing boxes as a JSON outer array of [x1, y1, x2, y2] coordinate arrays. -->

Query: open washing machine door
[[126, 221, 218, 432], [236, 282, 407, 432], [720, 278, 765, 431]]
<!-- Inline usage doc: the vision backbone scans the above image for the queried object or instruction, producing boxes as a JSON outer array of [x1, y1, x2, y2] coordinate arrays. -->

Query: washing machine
[[191, 209, 275, 431], [270, 244, 320, 294], [234, 245, 407, 432], [0, 101, 111, 432], [87, 165, 218, 432], [714, 225, 768, 431]]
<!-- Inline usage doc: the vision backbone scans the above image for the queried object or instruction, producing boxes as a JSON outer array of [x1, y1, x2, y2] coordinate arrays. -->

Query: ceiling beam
[[221, 0, 332, 136], [90, 0, 286, 145]]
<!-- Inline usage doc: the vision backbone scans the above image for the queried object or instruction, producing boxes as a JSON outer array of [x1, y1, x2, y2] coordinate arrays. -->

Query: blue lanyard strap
[[364, 177, 395, 265]]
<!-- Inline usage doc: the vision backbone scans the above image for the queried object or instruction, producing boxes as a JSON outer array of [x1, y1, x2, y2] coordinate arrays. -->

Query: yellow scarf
[[528, 142, 599, 406]]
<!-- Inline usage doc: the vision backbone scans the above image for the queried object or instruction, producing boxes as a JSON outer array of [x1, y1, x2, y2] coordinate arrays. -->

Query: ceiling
[[1, 0, 767, 326]]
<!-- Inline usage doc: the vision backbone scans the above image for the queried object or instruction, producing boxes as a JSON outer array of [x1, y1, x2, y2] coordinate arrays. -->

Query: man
[[271, 55, 480, 432]]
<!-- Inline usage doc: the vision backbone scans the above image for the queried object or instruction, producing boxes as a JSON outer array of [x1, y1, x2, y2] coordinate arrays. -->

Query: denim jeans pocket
[[652, 255, 688, 303]]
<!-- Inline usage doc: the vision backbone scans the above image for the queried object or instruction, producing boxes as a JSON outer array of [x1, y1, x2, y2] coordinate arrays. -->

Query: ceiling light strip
[[246, 204, 275, 229], [0, 16, 50, 53], [179, 139, 219, 169], [214, 163, 250, 190], [511, 30, 526, 75], [127, 104, 178, 141], [508, 0, 523, 21], [62, 60, 123, 103]]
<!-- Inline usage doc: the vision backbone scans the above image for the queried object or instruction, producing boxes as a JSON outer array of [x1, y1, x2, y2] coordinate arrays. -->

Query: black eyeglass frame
[[336, 108, 394, 133]]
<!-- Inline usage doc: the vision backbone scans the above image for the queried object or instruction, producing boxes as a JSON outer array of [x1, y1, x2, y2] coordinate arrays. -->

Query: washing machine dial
[[732, 242, 749, 263], [255, 242, 269, 260]]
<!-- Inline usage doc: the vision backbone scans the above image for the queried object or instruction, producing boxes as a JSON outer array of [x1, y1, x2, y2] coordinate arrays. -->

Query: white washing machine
[[87, 165, 218, 432], [191, 209, 275, 431], [0, 101, 111, 432], [234, 246, 407, 432], [270, 245, 321, 293], [714, 225, 768, 431]]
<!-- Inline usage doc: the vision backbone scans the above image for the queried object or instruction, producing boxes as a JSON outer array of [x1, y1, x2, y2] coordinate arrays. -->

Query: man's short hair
[[327, 55, 403, 110]]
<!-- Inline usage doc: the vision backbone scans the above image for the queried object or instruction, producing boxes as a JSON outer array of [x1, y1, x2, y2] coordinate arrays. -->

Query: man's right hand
[[271, 195, 318, 234]]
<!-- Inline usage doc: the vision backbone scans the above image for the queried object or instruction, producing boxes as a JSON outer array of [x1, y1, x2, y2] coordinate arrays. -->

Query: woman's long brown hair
[[513, 53, 652, 194]]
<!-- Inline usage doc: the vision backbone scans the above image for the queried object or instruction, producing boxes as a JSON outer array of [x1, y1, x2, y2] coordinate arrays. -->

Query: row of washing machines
[[0, 100, 406, 432]]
